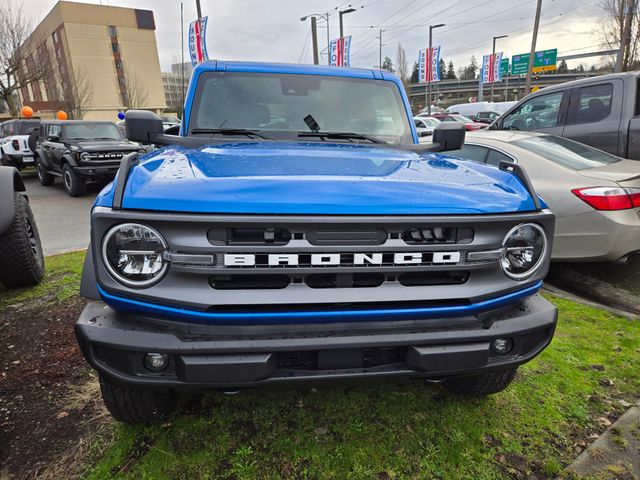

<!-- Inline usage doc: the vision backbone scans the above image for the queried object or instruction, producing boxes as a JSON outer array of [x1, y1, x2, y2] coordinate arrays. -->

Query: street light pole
[[338, 7, 356, 66], [490, 35, 508, 102], [524, 0, 542, 95], [377, 29, 385, 68], [301, 13, 330, 64], [427, 23, 445, 115]]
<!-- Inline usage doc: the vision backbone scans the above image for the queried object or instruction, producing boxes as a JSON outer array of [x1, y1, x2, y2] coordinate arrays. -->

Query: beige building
[[162, 62, 193, 114], [20, 1, 166, 120]]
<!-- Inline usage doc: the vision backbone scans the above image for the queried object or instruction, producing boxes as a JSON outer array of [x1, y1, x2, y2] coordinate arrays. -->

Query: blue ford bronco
[[75, 61, 557, 423]]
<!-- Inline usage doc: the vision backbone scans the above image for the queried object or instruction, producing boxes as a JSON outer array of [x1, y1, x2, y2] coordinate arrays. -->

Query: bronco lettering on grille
[[223, 252, 461, 267]]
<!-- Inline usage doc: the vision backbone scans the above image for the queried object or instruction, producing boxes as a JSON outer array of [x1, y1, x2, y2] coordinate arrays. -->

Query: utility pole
[[311, 17, 319, 65], [490, 35, 508, 103], [427, 24, 445, 115], [616, 0, 635, 72], [524, 0, 542, 95], [377, 29, 385, 68]]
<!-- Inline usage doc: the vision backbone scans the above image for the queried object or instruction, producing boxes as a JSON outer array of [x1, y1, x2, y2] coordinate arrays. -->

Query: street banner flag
[[329, 36, 352, 67], [418, 46, 441, 83], [481, 52, 503, 84], [189, 16, 209, 67]]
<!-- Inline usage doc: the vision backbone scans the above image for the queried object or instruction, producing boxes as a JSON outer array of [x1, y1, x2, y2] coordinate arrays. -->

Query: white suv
[[1, 119, 40, 170]]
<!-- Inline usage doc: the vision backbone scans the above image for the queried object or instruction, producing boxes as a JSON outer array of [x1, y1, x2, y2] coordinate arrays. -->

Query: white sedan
[[414, 117, 440, 142], [448, 130, 640, 262]]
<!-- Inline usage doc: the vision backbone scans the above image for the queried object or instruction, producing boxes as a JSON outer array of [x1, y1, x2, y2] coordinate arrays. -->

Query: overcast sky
[[13, 0, 606, 73]]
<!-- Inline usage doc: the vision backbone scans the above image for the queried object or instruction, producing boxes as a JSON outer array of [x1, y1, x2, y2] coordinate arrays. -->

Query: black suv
[[34, 121, 142, 196]]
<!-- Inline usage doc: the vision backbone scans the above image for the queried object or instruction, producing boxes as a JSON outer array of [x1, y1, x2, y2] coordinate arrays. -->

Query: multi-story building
[[162, 62, 193, 114], [19, 1, 166, 120]]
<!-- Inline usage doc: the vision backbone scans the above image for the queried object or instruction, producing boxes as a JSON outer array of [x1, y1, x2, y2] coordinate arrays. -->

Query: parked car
[[0, 167, 44, 288], [471, 111, 500, 124], [34, 120, 143, 197], [413, 116, 440, 138], [432, 114, 484, 131], [161, 115, 180, 131], [448, 130, 640, 262], [0, 119, 41, 170], [75, 61, 557, 424], [445, 101, 516, 119], [491, 72, 640, 160]]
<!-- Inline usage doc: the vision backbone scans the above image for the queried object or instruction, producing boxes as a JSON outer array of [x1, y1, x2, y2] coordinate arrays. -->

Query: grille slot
[[306, 228, 387, 246], [208, 227, 291, 246], [398, 271, 469, 287], [276, 351, 318, 370], [363, 346, 407, 367], [305, 273, 385, 289], [209, 274, 290, 290], [403, 227, 473, 245]]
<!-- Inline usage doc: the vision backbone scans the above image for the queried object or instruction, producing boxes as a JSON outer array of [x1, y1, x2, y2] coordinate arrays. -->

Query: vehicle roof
[[2, 119, 40, 124], [466, 130, 546, 143], [192, 60, 401, 81], [40, 120, 117, 125], [526, 71, 640, 95]]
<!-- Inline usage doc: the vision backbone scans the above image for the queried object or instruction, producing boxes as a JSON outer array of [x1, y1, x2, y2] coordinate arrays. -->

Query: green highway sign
[[500, 58, 509, 77], [511, 49, 557, 75]]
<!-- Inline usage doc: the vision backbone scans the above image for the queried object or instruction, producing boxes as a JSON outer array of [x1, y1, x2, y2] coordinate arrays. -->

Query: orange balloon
[[21, 106, 33, 118], [56, 110, 68, 120]]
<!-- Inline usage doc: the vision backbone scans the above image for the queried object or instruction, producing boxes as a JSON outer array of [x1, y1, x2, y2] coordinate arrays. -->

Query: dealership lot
[[21, 172, 95, 256]]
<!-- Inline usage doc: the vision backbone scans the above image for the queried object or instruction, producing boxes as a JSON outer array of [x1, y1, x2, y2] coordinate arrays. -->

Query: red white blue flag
[[481, 52, 503, 83], [329, 36, 352, 67], [189, 16, 209, 67], [418, 46, 441, 83]]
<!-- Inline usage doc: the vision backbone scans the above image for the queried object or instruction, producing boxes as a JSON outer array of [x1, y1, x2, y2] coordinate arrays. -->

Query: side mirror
[[432, 123, 465, 151], [125, 110, 163, 143]]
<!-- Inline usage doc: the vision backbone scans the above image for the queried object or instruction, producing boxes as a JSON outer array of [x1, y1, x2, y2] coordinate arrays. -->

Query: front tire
[[35, 155, 54, 186], [444, 368, 517, 396], [0, 193, 45, 288], [62, 163, 85, 197], [99, 374, 177, 424]]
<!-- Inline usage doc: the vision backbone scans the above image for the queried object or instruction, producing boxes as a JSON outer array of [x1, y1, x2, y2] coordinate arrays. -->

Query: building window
[[108, 25, 117, 37], [112, 43, 119, 53]]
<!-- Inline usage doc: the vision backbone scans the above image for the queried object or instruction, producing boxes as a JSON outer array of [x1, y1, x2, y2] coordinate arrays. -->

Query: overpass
[[407, 72, 602, 108]]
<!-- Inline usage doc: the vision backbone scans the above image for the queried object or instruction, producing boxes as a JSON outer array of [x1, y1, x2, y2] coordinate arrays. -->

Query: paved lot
[[22, 171, 98, 256]]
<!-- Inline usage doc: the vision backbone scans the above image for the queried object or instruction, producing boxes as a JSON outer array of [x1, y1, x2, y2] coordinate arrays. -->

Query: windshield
[[189, 72, 413, 144], [512, 135, 622, 170], [64, 123, 122, 141], [421, 117, 440, 127]]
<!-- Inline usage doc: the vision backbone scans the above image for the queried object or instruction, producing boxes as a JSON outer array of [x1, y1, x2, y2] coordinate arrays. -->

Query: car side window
[[486, 149, 514, 167], [47, 125, 61, 139], [447, 145, 489, 163], [414, 119, 424, 128], [501, 91, 566, 131], [574, 84, 613, 124]]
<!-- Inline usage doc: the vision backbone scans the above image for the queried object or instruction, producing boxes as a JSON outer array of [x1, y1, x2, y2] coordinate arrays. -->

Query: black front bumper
[[75, 295, 557, 391], [74, 164, 121, 179]]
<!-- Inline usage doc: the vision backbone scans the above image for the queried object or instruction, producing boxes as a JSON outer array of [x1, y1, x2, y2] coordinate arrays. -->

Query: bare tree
[[0, 3, 51, 116], [118, 67, 149, 110], [55, 66, 94, 119], [599, 0, 640, 71], [396, 44, 409, 84]]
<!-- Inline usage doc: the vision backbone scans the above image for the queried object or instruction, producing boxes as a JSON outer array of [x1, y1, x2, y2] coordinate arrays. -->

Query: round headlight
[[102, 223, 168, 287], [500, 223, 547, 280], [80, 152, 90, 161]]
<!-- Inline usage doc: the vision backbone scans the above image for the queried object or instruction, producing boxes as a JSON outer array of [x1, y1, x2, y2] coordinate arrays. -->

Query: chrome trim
[[466, 248, 504, 262], [163, 252, 216, 265]]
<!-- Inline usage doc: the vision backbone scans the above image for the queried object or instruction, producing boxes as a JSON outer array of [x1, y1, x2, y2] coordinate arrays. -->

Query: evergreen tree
[[410, 62, 419, 83], [381, 56, 394, 73], [557, 59, 569, 73], [438, 58, 446, 80], [446, 60, 456, 79]]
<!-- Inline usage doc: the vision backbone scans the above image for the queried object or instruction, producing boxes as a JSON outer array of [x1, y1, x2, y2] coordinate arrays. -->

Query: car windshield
[[189, 71, 413, 144], [512, 135, 622, 170], [421, 117, 440, 127], [17, 121, 40, 135], [64, 123, 122, 141]]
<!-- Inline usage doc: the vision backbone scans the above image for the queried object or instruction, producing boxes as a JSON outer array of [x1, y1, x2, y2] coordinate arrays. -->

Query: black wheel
[[62, 163, 86, 197], [27, 129, 39, 154], [1, 152, 12, 167], [444, 368, 517, 396], [35, 155, 54, 186], [0, 192, 45, 288], [99, 374, 177, 424]]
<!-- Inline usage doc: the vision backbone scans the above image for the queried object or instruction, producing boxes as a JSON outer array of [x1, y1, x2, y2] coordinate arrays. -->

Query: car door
[[562, 80, 622, 156], [498, 90, 570, 135], [41, 124, 63, 170]]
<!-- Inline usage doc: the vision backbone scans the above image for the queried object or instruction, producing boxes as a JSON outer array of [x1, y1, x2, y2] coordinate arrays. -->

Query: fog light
[[492, 338, 514, 355], [144, 353, 169, 372]]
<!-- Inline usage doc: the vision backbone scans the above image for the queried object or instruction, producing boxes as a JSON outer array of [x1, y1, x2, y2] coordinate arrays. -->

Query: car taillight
[[571, 187, 640, 211], [11, 139, 19, 150]]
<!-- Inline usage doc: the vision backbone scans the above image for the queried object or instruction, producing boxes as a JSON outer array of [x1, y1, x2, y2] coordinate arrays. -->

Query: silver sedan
[[449, 131, 640, 262]]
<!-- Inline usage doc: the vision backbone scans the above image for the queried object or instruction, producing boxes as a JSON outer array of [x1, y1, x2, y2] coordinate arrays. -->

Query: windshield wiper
[[190, 128, 274, 140], [298, 131, 385, 144]]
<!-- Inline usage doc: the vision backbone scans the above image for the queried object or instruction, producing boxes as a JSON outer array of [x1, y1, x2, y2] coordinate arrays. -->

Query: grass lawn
[[3, 251, 639, 479]]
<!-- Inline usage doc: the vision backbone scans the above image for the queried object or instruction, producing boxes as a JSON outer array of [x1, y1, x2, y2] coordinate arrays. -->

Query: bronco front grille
[[88, 152, 125, 161]]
